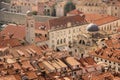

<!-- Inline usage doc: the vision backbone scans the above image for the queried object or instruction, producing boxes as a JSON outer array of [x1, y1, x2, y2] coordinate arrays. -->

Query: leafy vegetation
[[64, 1, 76, 16], [31, 11, 38, 15]]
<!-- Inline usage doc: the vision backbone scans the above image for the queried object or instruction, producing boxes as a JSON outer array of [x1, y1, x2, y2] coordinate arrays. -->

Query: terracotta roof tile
[[48, 15, 87, 29], [93, 16, 119, 26], [0, 38, 21, 48], [0, 25, 25, 40], [0, 24, 48, 42], [67, 9, 83, 15], [85, 14, 108, 22], [85, 13, 119, 26], [26, 71, 37, 79], [0, 75, 17, 80], [89, 35, 120, 63]]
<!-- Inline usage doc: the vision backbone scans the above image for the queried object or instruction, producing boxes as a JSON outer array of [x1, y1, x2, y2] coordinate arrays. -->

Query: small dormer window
[[31, 24, 33, 27], [26, 23, 29, 27], [67, 22, 71, 27]]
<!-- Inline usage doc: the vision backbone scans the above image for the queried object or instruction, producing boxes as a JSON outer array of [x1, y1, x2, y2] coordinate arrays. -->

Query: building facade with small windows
[[98, 19, 120, 34], [47, 14, 120, 50], [85, 14, 120, 34], [48, 25, 87, 49], [76, 0, 120, 18], [47, 15, 88, 50], [38, 1, 56, 16], [94, 56, 120, 72], [10, 0, 38, 14], [56, 1, 76, 17]]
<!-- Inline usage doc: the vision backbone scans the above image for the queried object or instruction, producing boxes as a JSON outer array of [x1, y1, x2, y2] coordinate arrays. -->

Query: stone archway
[[79, 40, 85, 45]]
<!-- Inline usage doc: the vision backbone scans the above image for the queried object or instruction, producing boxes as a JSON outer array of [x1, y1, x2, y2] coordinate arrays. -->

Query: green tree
[[32, 11, 38, 15], [64, 1, 76, 16]]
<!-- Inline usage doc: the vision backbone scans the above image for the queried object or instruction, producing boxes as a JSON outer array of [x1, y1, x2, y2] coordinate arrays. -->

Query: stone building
[[67, 10, 120, 34], [38, 1, 56, 16], [25, 11, 35, 44], [76, 0, 120, 18], [56, 1, 76, 17], [10, 0, 39, 14], [48, 15, 88, 50], [70, 23, 102, 59]]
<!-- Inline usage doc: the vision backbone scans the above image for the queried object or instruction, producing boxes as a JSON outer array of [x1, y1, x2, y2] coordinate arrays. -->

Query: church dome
[[86, 23, 99, 32], [26, 11, 33, 16]]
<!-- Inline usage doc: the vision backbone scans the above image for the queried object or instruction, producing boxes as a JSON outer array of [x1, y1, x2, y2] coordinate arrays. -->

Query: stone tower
[[25, 11, 35, 44]]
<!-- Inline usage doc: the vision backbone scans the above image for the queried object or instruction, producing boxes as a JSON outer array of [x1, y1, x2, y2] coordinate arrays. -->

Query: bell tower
[[25, 11, 35, 44]]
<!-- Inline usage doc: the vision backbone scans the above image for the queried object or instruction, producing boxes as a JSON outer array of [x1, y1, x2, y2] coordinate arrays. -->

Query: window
[[67, 22, 71, 27], [52, 45, 55, 48], [105, 60, 107, 62], [116, 22, 118, 27], [118, 67, 120, 72], [31, 24, 33, 27], [96, 57, 98, 60], [75, 49, 77, 52], [79, 28, 81, 31], [73, 29, 75, 33], [27, 23, 29, 27], [64, 38, 66, 43], [60, 39, 62, 44], [57, 40, 59, 44], [69, 30, 71, 34], [45, 34, 47, 37], [109, 61, 111, 63], [21, 2, 23, 5], [25, 3, 27, 6], [52, 40, 54, 43], [118, 64, 120, 66], [51, 33, 54, 38], [28, 3, 30, 6], [115, 13, 117, 16], [69, 41, 71, 44]]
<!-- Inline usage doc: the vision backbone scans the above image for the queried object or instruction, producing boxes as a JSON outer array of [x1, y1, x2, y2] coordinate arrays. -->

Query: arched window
[[57, 40, 59, 44], [83, 40, 85, 45], [64, 38, 66, 43], [110, 25, 112, 30], [79, 40, 85, 45], [107, 25, 109, 30], [116, 22, 118, 27], [31, 24, 33, 27], [52, 45, 55, 49], [81, 54, 83, 58], [104, 26, 106, 31], [79, 40, 82, 44], [60, 39, 62, 44]]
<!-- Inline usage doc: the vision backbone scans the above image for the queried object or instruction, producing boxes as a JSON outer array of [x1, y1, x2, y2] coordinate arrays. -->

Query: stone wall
[[0, 11, 57, 25], [0, 11, 26, 25]]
